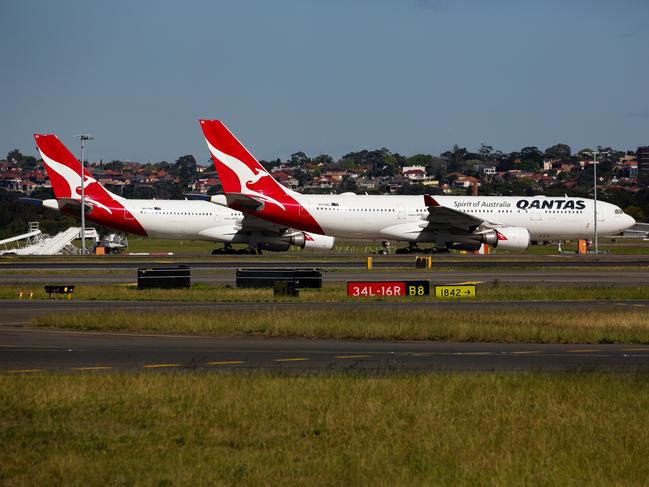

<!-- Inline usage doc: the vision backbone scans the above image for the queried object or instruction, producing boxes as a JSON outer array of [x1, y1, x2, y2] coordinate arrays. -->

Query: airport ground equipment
[[0, 222, 98, 256], [44, 285, 75, 299], [137, 266, 191, 290], [97, 233, 128, 254], [236, 268, 322, 289]]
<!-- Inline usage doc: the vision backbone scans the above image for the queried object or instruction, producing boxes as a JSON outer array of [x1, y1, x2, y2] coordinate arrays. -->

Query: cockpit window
[[615, 209, 623, 215]]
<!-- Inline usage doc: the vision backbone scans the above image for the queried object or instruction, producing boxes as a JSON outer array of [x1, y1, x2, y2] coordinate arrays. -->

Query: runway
[[3, 325, 649, 373], [2, 254, 649, 270]]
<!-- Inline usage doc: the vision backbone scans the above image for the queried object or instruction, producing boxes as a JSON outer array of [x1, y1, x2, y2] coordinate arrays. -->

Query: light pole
[[77, 134, 94, 254], [591, 148, 608, 255], [593, 151, 598, 254]]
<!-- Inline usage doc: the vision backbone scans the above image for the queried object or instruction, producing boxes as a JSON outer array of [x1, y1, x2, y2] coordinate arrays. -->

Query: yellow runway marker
[[143, 363, 181, 368], [73, 366, 112, 371], [632, 304, 646, 307], [8, 369, 40, 374], [336, 355, 371, 359], [208, 361, 245, 365], [567, 349, 599, 353], [448, 281, 484, 285], [274, 358, 309, 362], [622, 348, 649, 352]]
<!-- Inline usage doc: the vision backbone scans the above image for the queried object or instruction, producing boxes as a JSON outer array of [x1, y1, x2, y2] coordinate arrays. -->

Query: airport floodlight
[[76, 134, 94, 254], [591, 149, 609, 255]]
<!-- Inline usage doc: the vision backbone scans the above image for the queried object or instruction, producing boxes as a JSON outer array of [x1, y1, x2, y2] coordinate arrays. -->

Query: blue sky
[[2, 0, 648, 164]]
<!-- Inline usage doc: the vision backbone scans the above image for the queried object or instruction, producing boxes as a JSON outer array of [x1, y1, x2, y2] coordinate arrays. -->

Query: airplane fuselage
[[278, 194, 633, 242], [48, 198, 251, 243]]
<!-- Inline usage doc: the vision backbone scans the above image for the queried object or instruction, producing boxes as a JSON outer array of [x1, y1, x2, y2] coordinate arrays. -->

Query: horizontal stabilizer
[[183, 193, 211, 201], [56, 198, 94, 214], [225, 193, 265, 212], [18, 198, 60, 211], [17, 197, 44, 207]]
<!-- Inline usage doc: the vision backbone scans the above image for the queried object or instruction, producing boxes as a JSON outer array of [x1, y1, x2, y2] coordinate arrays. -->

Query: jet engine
[[491, 226, 530, 250], [254, 232, 335, 252], [441, 226, 530, 251], [256, 240, 291, 252], [288, 232, 335, 251]]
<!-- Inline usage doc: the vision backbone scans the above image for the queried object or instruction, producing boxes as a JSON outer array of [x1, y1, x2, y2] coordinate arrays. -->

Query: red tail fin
[[199, 120, 323, 234], [34, 134, 119, 205], [199, 120, 296, 206], [33, 134, 147, 236]]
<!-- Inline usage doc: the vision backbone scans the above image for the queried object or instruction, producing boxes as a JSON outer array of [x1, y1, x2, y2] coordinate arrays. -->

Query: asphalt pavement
[[2, 299, 649, 373], [3, 325, 649, 373]]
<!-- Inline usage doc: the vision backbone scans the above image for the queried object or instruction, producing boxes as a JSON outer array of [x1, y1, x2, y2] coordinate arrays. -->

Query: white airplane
[[199, 120, 636, 251], [30, 133, 335, 253]]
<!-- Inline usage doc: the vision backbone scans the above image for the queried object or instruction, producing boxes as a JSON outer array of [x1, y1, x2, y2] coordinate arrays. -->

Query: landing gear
[[395, 242, 422, 254], [376, 240, 391, 255], [212, 244, 235, 255], [212, 244, 261, 255]]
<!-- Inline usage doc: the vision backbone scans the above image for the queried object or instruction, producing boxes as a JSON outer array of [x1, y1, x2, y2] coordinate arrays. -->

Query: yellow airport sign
[[435, 285, 476, 299]]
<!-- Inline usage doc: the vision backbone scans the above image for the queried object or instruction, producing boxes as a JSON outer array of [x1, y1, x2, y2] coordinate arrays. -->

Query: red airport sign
[[347, 281, 429, 297]]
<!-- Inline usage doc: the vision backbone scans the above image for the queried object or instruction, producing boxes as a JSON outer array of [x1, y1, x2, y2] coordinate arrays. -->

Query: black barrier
[[273, 280, 300, 297], [236, 268, 322, 289], [44, 285, 75, 299], [137, 266, 191, 289]]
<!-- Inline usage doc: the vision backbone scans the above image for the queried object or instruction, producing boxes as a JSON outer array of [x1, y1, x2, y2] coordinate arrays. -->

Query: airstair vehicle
[[0, 222, 99, 256]]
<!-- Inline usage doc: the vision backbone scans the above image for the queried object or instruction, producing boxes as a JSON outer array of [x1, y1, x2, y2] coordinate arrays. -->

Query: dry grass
[[34, 307, 649, 344], [3, 283, 649, 303], [1, 373, 648, 486]]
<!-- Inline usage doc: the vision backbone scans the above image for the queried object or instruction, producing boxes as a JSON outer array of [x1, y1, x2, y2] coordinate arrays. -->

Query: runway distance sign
[[347, 281, 430, 297], [434, 285, 476, 299]]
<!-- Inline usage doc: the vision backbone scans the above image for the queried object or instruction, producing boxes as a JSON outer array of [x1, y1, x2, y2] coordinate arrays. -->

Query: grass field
[[3, 282, 649, 302], [1, 373, 648, 486], [34, 306, 649, 344]]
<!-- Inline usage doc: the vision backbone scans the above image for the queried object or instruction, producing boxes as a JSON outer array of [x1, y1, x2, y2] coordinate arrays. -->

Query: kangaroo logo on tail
[[37, 148, 114, 214], [204, 138, 286, 210], [33, 133, 148, 236], [34, 134, 126, 215], [199, 119, 325, 235]]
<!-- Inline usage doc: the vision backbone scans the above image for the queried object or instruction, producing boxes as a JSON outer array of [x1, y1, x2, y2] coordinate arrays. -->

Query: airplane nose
[[625, 214, 636, 229]]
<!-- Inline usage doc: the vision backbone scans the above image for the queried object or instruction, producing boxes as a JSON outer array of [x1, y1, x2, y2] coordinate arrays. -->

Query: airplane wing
[[423, 195, 485, 231], [239, 212, 289, 234]]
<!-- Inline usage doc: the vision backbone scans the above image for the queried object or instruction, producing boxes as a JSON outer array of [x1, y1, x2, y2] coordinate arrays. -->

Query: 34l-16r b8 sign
[[347, 281, 429, 297]]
